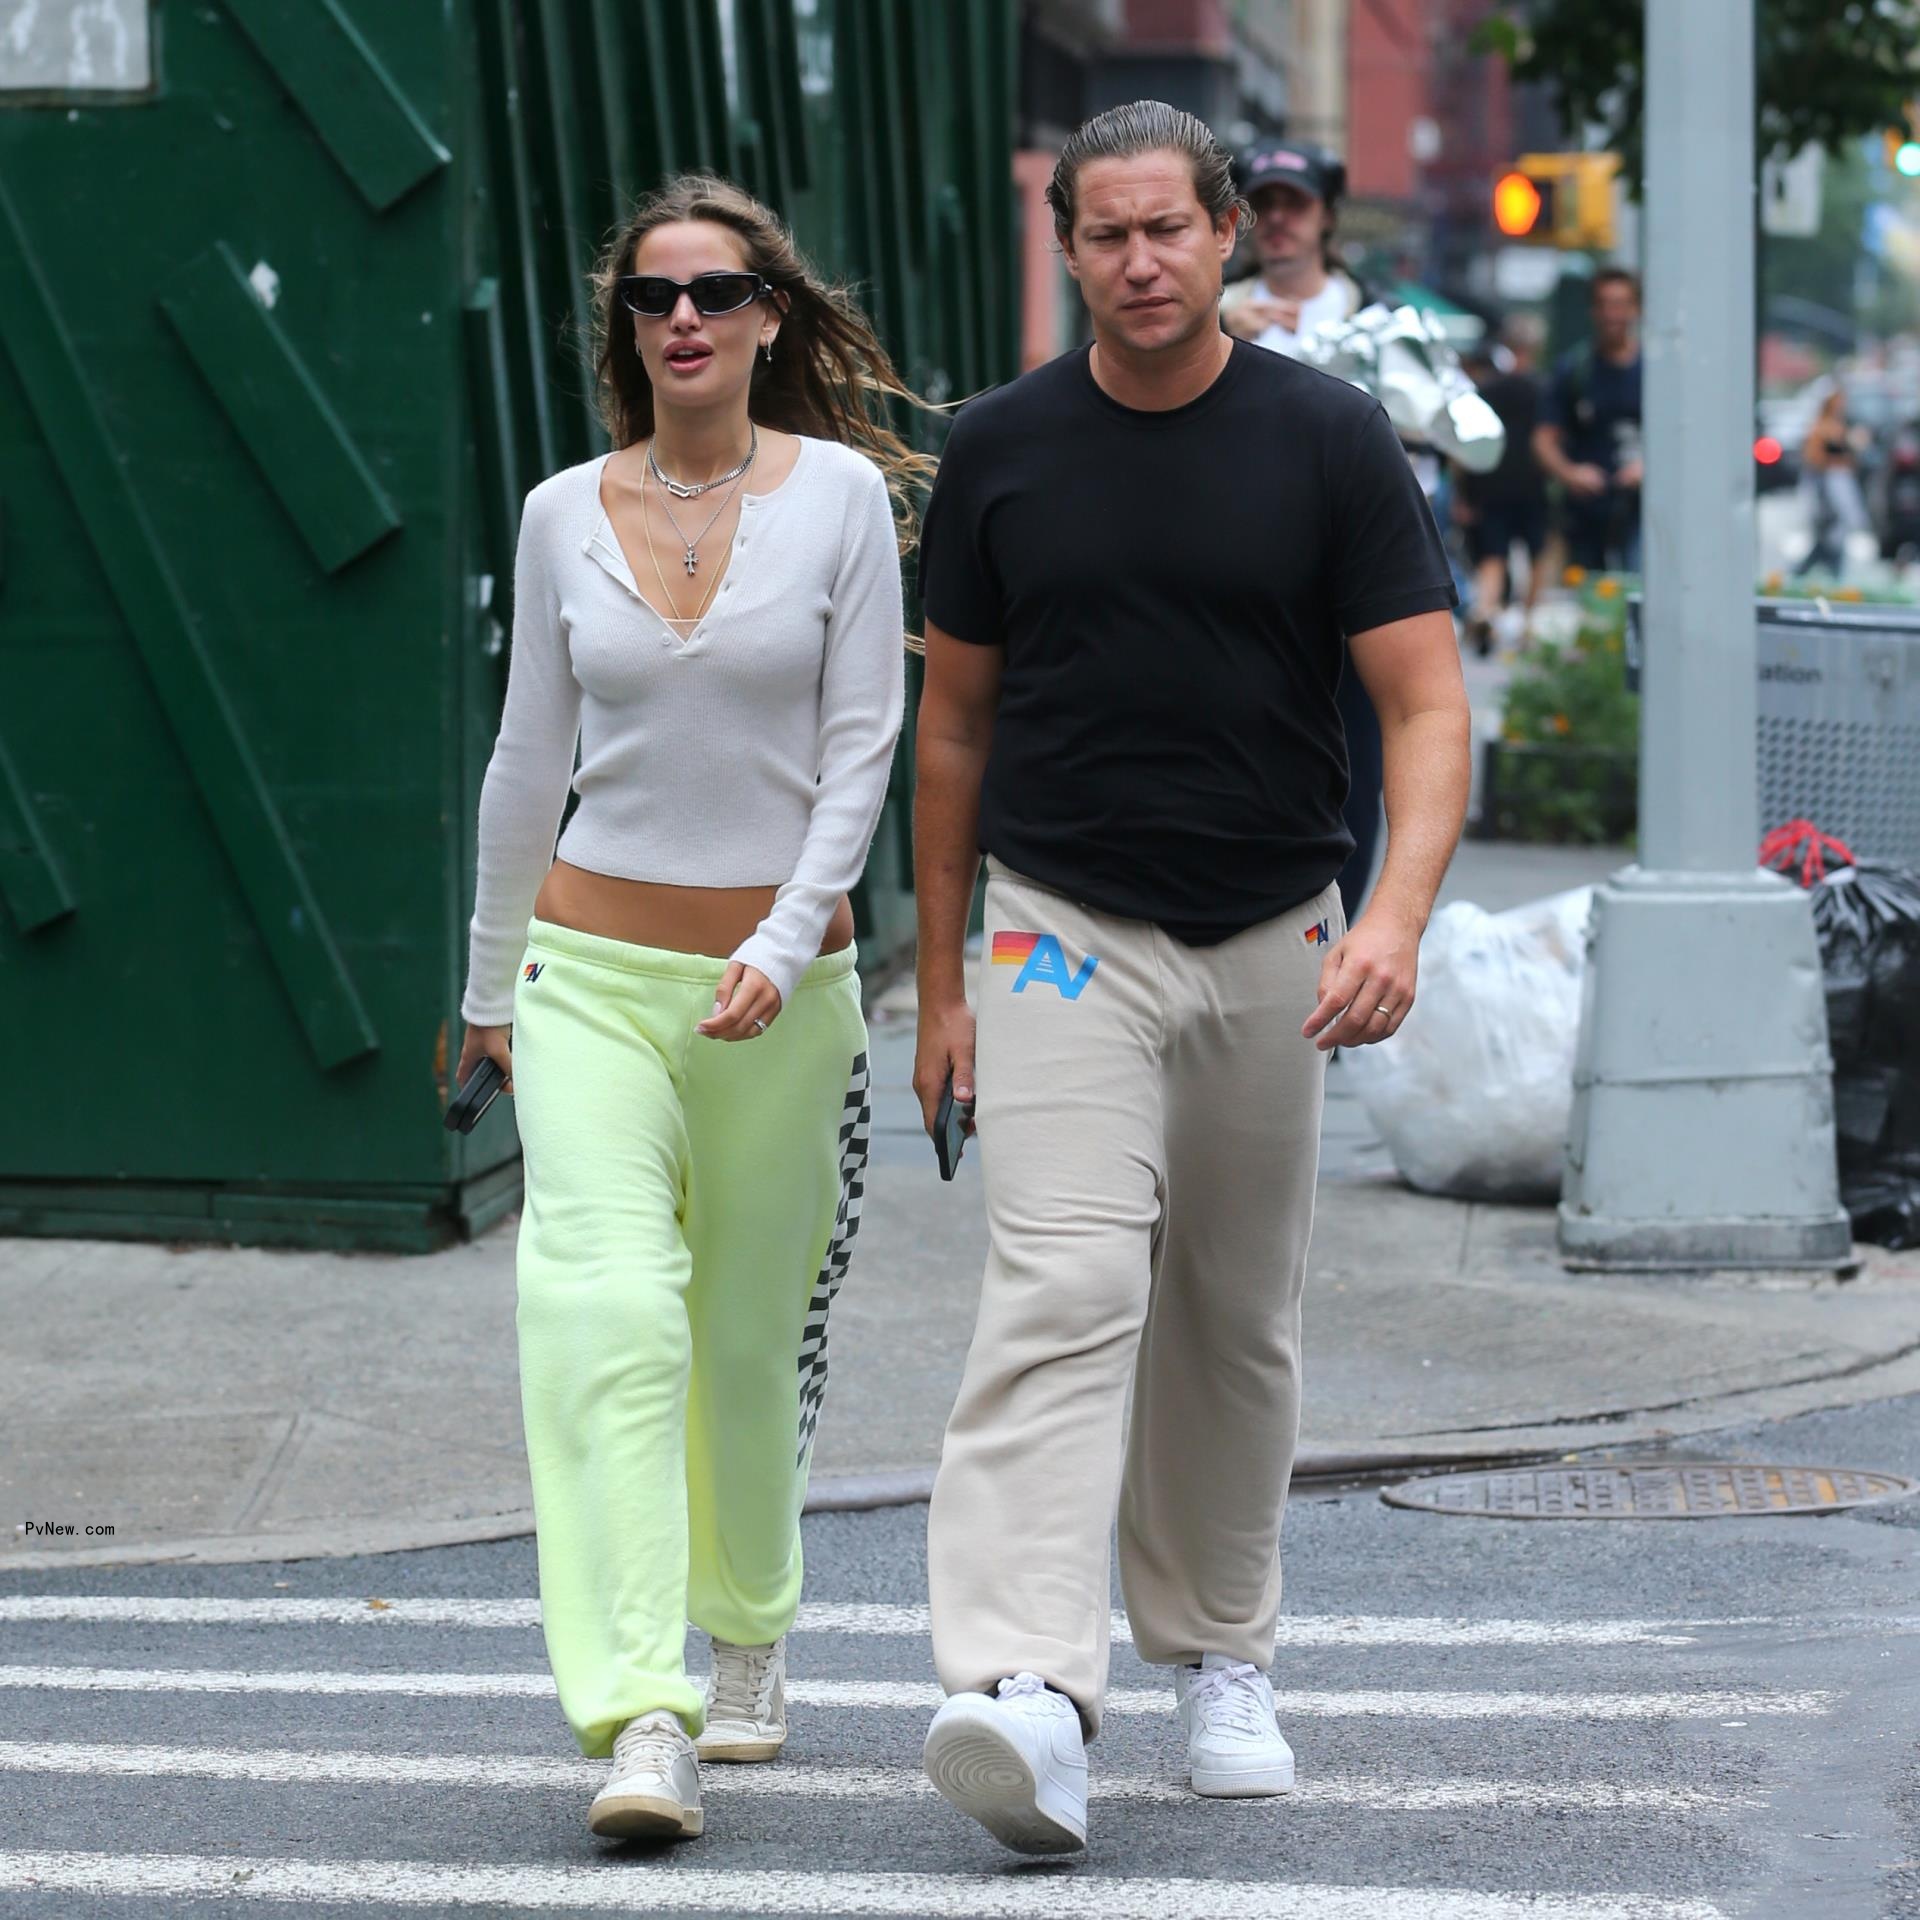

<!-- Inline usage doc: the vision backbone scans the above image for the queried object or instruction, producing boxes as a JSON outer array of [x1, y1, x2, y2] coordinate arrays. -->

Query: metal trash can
[[1626, 595, 1920, 863]]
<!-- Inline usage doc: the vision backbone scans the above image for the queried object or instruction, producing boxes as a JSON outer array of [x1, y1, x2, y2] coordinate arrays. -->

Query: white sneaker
[[923, 1672, 1089, 1855], [698, 1635, 786, 1763], [587, 1710, 704, 1840], [1176, 1654, 1296, 1797]]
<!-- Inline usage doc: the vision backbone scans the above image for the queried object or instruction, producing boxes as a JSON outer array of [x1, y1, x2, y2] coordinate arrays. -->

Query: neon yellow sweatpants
[[509, 917, 871, 1757]]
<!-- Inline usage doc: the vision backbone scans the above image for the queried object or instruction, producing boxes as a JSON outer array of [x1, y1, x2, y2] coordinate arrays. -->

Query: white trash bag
[[1342, 888, 1593, 1202]]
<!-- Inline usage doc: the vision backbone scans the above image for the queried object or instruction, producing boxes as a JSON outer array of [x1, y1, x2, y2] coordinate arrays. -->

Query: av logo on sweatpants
[[522, 961, 545, 983], [1303, 919, 1331, 947], [992, 930, 1100, 1000]]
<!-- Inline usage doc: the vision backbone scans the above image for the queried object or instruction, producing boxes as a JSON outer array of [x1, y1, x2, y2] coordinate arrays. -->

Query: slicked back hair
[[1045, 100, 1249, 244]]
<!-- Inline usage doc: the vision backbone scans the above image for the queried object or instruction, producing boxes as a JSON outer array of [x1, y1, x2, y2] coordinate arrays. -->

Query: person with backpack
[[1533, 268, 1643, 573]]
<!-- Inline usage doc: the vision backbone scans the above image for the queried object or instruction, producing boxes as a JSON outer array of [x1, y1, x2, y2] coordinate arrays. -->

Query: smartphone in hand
[[444, 1055, 507, 1134], [933, 1071, 974, 1181]]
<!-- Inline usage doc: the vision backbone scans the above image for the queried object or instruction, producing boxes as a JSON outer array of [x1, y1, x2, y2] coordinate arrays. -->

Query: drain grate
[[1381, 1462, 1920, 1520]]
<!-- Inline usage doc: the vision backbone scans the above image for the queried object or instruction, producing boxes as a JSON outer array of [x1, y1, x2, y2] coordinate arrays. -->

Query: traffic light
[[1885, 102, 1920, 176], [1491, 153, 1619, 250], [1493, 170, 1546, 237]]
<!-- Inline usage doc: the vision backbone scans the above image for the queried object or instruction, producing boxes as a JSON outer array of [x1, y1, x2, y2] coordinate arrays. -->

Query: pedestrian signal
[[1493, 153, 1618, 250], [1494, 171, 1546, 237]]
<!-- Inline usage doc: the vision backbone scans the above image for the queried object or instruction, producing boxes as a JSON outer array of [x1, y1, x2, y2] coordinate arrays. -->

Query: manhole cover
[[1381, 1462, 1920, 1519]]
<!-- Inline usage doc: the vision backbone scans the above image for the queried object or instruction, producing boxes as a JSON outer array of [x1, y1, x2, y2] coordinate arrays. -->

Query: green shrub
[[1489, 585, 1639, 844]]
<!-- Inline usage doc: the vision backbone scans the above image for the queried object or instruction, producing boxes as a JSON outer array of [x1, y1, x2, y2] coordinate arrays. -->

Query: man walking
[[1218, 135, 1387, 924], [1533, 268, 1644, 573], [911, 101, 1471, 1857], [1217, 138, 1366, 354], [1459, 313, 1551, 650]]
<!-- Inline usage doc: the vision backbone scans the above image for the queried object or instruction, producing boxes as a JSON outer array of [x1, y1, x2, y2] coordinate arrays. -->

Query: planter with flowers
[[1478, 571, 1639, 844]]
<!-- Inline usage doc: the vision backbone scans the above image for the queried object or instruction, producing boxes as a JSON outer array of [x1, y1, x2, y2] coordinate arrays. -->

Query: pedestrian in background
[[911, 100, 1469, 1858], [1456, 313, 1549, 652], [1795, 384, 1870, 578], [1533, 267, 1644, 573], [1221, 138, 1387, 927], [1218, 139, 1368, 353], [456, 173, 918, 1844]]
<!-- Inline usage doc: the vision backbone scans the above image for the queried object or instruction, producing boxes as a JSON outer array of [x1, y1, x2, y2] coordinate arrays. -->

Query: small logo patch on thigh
[[992, 931, 1100, 1000], [1304, 919, 1331, 947], [523, 961, 545, 982]]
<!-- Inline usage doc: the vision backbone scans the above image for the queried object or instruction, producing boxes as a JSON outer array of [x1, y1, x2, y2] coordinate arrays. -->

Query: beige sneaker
[[697, 1635, 787, 1763], [587, 1710, 703, 1840]]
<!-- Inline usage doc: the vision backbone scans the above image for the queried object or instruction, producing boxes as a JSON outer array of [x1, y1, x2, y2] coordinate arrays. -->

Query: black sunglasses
[[616, 271, 772, 319]]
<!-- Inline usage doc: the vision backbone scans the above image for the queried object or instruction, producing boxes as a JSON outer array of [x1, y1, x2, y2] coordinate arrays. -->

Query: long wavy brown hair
[[591, 174, 936, 566]]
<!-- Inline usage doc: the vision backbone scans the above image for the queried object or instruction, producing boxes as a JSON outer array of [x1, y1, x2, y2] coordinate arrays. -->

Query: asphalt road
[[3, 1393, 1919, 1919]]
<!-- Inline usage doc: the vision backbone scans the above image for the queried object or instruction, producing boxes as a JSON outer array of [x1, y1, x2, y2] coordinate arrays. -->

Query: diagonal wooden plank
[[462, 278, 523, 632], [0, 183, 377, 1068], [160, 244, 400, 576], [217, 0, 448, 213], [471, 0, 560, 483], [0, 728, 73, 933]]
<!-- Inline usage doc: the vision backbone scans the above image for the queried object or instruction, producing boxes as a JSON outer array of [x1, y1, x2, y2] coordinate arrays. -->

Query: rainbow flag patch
[[991, 932, 1040, 967]]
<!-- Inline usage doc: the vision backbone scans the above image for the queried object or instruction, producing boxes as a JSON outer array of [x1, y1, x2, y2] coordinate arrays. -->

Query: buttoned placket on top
[[582, 445, 802, 655]]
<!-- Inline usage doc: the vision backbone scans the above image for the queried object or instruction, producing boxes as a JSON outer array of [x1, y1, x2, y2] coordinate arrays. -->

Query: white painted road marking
[[0, 1665, 1834, 1718], [0, 1594, 1757, 1648], [0, 1740, 1765, 1813], [0, 1851, 1731, 1918]]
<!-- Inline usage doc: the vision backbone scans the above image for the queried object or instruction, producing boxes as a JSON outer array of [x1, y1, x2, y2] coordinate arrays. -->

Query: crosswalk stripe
[[0, 1665, 1832, 1718], [0, 1850, 1731, 1917], [0, 1740, 1763, 1813], [0, 1595, 1732, 1648]]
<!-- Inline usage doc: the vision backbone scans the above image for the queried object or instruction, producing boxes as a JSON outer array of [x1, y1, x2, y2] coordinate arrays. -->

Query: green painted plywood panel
[[0, 180, 380, 1072], [219, 0, 450, 211], [160, 243, 401, 574], [0, 731, 74, 932], [0, 0, 1018, 1250]]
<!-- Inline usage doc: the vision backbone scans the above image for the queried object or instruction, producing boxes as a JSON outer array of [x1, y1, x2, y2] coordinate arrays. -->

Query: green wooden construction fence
[[0, 0, 1018, 1250]]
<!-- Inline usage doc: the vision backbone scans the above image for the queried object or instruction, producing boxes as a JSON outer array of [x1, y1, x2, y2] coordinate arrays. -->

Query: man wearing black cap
[[1220, 140, 1366, 354]]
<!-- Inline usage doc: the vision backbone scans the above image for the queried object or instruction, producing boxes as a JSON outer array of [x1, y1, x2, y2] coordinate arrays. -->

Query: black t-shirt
[[1460, 370, 1546, 509], [1542, 347, 1643, 506], [917, 339, 1456, 944]]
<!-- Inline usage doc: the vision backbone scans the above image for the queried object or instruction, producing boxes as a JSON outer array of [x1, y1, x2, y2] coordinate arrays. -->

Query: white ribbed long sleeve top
[[460, 437, 906, 1027]]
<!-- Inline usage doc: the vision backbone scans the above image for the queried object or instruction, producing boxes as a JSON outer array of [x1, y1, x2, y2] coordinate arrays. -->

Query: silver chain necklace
[[649, 425, 758, 500], [648, 444, 755, 577]]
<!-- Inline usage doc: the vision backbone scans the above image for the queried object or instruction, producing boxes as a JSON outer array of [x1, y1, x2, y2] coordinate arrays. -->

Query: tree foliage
[[1475, 0, 1920, 188]]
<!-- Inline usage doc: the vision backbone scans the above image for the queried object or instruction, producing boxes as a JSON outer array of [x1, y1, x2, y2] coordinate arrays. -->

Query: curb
[[0, 1448, 1562, 1572]]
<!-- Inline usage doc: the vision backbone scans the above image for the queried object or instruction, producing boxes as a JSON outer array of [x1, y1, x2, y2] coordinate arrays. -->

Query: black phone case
[[933, 1075, 970, 1181], [444, 1055, 506, 1134]]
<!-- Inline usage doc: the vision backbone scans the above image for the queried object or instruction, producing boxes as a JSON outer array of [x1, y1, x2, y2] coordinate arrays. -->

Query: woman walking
[[455, 174, 920, 1843], [1795, 384, 1868, 579]]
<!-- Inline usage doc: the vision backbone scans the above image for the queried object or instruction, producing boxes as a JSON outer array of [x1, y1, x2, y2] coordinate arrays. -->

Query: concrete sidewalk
[[10, 842, 1919, 1570]]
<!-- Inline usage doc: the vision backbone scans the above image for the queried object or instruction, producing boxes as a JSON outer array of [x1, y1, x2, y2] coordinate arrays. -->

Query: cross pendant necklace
[[652, 439, 756, 578]]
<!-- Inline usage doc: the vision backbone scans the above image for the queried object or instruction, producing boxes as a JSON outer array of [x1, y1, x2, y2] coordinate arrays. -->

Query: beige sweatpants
[[927, 859, 1341, 1737]]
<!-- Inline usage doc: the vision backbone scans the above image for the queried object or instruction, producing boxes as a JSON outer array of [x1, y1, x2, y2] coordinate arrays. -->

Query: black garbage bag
[[1810, 864, 1920, 1249]]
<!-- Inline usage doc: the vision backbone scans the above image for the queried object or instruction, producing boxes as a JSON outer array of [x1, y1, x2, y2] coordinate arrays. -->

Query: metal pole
[[1556, 0, 1851, 1272], [1637, 0, 1757, 873]]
